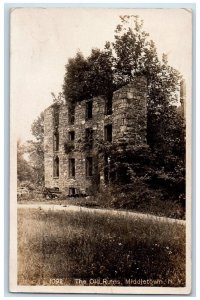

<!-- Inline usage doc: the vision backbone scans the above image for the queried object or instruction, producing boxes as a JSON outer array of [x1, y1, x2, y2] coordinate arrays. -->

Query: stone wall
[[44, 76, 148, 194], [44, 105, 55, 187], [112, 77, 147, 145]]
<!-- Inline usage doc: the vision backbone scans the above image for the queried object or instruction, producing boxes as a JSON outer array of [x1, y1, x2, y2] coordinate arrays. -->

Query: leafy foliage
[[26, 113, 45, 186], [96, 134, 185, 208], [31, 112, 44, 144], [51, 91, 64, 105], [63, 49, 114, 104], [17, 140, 34, 182]]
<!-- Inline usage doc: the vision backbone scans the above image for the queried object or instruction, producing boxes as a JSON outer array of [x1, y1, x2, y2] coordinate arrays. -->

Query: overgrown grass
[[17, 194, 96, 207], [18, 208, 185, 287], [18, 192, 185, 220]]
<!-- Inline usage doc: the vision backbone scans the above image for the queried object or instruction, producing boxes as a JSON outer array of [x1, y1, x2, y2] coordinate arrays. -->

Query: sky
[[10, 8, 192, 142]]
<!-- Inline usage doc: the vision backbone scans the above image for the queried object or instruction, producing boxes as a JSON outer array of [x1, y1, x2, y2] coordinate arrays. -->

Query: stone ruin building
[[44, 76, 148, 196], [43, 73, 186, 196]]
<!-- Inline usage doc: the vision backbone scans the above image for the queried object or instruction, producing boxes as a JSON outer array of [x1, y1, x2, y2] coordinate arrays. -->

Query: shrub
[[96, 181, 185, 219]]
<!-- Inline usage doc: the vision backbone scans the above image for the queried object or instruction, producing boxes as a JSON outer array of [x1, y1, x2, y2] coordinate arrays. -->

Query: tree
[[111, 16, 151, 86], [51, 91, 64, 105], [63, 48, 114, 104], [110, 16, 181, 103], [85, 48, 115, 99], [26, 112, 45, 186], [63, 52, 91, 104], [17, 140, 34, 182], [31, 112, 44, 144]]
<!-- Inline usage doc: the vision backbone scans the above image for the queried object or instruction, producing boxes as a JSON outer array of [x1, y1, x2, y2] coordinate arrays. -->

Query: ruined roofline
[[44, 96, 106, 112], [44, 75, 148, 112], [64, 94, 107, 106], [43, 101, 65, 113], [113, 76, 147, 92]]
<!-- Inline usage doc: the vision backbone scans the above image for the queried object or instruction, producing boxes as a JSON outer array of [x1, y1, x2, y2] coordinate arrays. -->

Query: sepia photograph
[[9, 7, 192, 294]]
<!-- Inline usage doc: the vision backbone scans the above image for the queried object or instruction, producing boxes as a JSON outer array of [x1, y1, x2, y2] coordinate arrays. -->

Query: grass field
[[18, 208, 186, 287], [18, 193, 185, 220]]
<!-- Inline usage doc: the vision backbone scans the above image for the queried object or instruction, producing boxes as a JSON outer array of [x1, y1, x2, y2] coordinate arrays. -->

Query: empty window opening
[[69, 158, 75, 177], [104, 124, 112, 142], [104, 154, 109, 183], [53, 131, 59, 151], [68, 105, 75, 125], [69, 187, 76, 196], [105, 95, 113, 115], [86, 157, 93, 177], [86, 101, 93, 120], [53, 105, 59, 128], [85, 128, 93, 149], [53, 156, 59, 177], [69, 131, 75, 142]]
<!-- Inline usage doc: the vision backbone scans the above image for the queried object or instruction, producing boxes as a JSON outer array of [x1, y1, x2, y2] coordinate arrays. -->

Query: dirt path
[[18, 203, 185, 225]]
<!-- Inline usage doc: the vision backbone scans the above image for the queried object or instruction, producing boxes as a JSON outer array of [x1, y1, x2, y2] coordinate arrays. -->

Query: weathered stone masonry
[[44, 76, 148, 195]]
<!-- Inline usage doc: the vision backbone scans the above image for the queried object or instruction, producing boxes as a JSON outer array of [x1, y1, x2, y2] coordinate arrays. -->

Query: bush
[[97, 177, 162, 209], [96, 180, 185, 219]]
